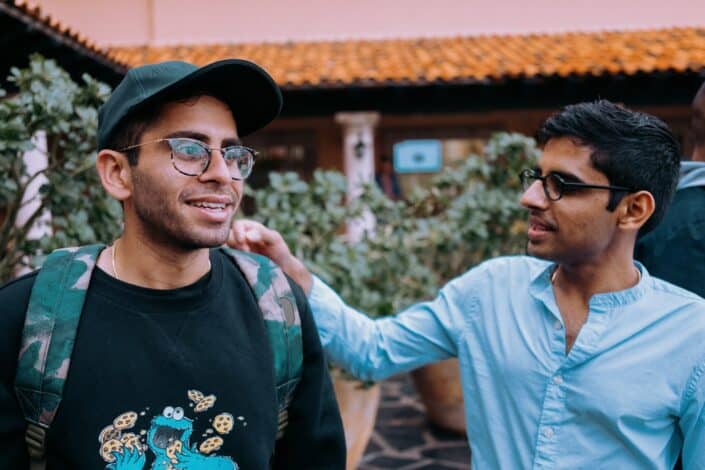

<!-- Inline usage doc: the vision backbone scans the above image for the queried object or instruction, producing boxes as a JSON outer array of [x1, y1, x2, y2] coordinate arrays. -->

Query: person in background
[[375, 155, 403, 200], [635, 80, 705, 298]]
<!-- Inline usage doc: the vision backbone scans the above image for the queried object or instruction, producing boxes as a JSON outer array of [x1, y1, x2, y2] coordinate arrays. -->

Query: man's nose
[[199, 149, 231, 184], [520, 179, 549, 210]]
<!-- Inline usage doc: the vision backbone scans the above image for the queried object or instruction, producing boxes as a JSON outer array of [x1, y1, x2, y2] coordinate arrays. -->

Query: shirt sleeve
[[272, 277, 346, 469], [0, 274, 35, 469], [307, 271, 468, 382], [679, 361, 705, 469]]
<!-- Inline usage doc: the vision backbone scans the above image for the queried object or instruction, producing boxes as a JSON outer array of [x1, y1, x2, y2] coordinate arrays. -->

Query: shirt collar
[[529, 259, 650, 311]]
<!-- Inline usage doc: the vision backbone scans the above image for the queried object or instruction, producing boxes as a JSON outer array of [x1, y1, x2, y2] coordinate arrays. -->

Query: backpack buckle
[[26, 423, 47, 460]]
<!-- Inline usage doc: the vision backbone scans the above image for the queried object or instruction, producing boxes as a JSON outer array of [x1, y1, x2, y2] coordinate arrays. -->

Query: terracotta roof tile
[[5, 0, 127, 70], [110, 27, 705, 89]]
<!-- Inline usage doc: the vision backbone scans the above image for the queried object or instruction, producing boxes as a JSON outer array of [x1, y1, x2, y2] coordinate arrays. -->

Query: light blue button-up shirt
[[309, 256, 705, 469]]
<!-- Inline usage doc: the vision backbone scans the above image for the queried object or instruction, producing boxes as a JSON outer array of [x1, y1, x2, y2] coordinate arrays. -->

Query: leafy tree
[[247, 132, 539, 316], [0, 55, 120, 283]]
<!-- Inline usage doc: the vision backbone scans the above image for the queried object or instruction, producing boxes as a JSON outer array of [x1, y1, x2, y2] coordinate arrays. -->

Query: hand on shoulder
[[229, 220, 313, 294]]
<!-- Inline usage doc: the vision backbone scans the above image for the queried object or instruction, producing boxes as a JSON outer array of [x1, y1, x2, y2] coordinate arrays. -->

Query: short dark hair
[[101, 91, 214, 165], [536, 100, 680, 235], [102, 104, 162, 165]]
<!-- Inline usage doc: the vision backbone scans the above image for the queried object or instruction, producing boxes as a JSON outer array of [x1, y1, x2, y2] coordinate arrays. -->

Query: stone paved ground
[[358, 374, 471, 469]]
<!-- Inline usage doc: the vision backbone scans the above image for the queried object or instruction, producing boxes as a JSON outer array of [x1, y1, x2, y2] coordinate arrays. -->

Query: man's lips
[[528, 216, 556, 231], [527, 216, 556, 237]]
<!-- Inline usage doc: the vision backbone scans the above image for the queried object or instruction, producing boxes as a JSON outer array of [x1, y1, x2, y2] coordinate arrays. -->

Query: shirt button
[[553, 321, 563, 330], [553, 375, 563, 385], [543, 427, 555, 438]]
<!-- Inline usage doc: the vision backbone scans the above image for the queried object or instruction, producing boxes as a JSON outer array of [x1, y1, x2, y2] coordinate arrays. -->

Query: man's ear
[[96, 150, 132, 201], [617, 190, 655, 231]]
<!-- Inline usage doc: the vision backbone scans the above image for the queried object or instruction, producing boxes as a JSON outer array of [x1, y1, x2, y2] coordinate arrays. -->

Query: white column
[[334, 112, 380, 242], [15, 131, 52, 276]]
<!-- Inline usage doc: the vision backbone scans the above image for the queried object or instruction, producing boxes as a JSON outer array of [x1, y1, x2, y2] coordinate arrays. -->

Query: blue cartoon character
[[104, 404, 238, 470]]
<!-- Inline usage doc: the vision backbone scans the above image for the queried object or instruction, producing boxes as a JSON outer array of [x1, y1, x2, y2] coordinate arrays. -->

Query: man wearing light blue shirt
[[231, 100, 705, 469]]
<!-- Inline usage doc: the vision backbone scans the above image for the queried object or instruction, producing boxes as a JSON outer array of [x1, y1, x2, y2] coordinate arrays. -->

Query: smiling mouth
[[188, 201, 229, 210], [152, 425, 187, 448]]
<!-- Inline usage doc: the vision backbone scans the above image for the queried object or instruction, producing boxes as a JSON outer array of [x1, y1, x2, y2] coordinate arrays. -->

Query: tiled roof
[[111, 27, 705, 89], [2, 0, 127, 71]]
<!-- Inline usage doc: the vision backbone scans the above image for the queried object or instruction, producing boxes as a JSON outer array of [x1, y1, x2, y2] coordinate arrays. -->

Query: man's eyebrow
[[164, 130, 210, 142], [162, 131, 242, 147], [221, 137, 242, 147], [549, 170, 583, 182]]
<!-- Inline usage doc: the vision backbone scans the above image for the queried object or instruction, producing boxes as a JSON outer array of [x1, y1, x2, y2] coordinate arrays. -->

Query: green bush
[[0, 55, 120, 283], [247, 132, 539, 316]]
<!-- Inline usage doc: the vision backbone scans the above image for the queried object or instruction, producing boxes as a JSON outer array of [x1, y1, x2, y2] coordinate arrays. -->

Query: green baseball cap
[[97, 59, 283, 150]]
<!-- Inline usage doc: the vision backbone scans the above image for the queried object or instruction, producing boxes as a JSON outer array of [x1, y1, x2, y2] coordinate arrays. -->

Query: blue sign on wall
[[393, 139, 443, 174]]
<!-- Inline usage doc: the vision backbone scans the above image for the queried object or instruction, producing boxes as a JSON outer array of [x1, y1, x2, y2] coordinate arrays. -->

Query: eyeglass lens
[[520, 170, 562, 200], [168, 138, 254, 180]]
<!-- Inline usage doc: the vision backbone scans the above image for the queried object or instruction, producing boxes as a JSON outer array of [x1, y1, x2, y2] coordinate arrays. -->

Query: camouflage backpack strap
[[220, 247, 303, 439], [14, 244, 104, 469]]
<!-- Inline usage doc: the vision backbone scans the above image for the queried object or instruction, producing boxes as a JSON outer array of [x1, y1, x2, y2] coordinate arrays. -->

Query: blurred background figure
[[375, 155, 402, 200], [635, 81, 705, 298]]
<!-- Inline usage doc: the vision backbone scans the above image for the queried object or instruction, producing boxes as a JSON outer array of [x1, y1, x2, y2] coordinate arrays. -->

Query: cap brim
[[139, 59, 282, 137]]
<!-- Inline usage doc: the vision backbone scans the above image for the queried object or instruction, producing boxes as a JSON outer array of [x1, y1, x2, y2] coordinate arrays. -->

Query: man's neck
[[97, 233, 212, 290], [692, 146, 705, 162], [551, 256, 640, 354], [552, 259, 640, 303]]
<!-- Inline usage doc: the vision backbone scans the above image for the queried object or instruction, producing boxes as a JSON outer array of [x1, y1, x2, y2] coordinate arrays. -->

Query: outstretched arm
[[229, 220, 462, 382]]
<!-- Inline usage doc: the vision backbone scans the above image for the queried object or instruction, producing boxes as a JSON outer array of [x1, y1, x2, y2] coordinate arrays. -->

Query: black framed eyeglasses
[[119, 137, 258, 180], [519, 168, 634, 201]]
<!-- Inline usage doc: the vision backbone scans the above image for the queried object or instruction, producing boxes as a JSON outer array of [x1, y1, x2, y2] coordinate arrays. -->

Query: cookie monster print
[[100, 391, 239, 470]]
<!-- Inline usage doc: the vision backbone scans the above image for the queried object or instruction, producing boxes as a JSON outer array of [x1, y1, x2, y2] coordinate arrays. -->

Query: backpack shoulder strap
[[15, 243, 104, 468], [220, 247, 303, 439]]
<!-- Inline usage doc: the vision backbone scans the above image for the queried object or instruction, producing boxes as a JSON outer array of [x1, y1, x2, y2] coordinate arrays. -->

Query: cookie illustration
[[199, 436, 223, 454], [194, 394, 216, 413], [98, 425, 121, 443], [100, 439, 123, 462], [113, 411, 138, 430], [166, 439, 183, 463], [187, 389, 205, 403], [213, 413, 234, 435], [120, 433, 141, 451]]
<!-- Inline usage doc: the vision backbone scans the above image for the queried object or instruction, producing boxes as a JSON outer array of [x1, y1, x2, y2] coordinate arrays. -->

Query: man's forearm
[[280, 255, 312, 294]]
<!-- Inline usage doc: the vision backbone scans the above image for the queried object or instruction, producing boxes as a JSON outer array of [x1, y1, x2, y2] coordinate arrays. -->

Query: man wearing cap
[[0, 60, 345, 469]]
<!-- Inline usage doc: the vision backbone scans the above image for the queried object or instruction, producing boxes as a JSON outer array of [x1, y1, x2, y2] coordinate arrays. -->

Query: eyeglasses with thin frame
[[519, 168, 634, 201], [119, 137, 258, 181]]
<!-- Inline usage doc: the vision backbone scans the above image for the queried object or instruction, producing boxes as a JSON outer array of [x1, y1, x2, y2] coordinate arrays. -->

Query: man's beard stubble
[[130, 170, 238, 251]]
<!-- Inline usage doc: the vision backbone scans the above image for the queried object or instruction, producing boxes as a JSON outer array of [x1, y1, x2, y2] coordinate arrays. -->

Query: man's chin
[[173, 228, 231, 251], [525, 241, 556, 262]]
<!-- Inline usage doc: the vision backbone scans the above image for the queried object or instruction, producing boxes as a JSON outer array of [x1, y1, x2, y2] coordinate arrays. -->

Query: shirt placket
[[532, 305, 609, 469]]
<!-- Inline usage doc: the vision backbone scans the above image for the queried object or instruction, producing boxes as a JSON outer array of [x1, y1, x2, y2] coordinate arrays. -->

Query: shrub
[[0, 55, 120, 283], [247, 132, 539, 315]]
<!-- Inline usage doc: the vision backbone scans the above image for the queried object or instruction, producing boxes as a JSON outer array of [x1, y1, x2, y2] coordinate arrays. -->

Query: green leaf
[[0, 56, 118, 283]]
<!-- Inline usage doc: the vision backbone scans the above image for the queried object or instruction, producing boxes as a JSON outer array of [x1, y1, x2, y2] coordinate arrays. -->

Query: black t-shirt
[[0, 249, 345, 469]]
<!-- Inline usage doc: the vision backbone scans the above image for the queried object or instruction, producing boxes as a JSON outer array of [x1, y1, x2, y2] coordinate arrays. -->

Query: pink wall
[[37, 0, 705, 47]]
